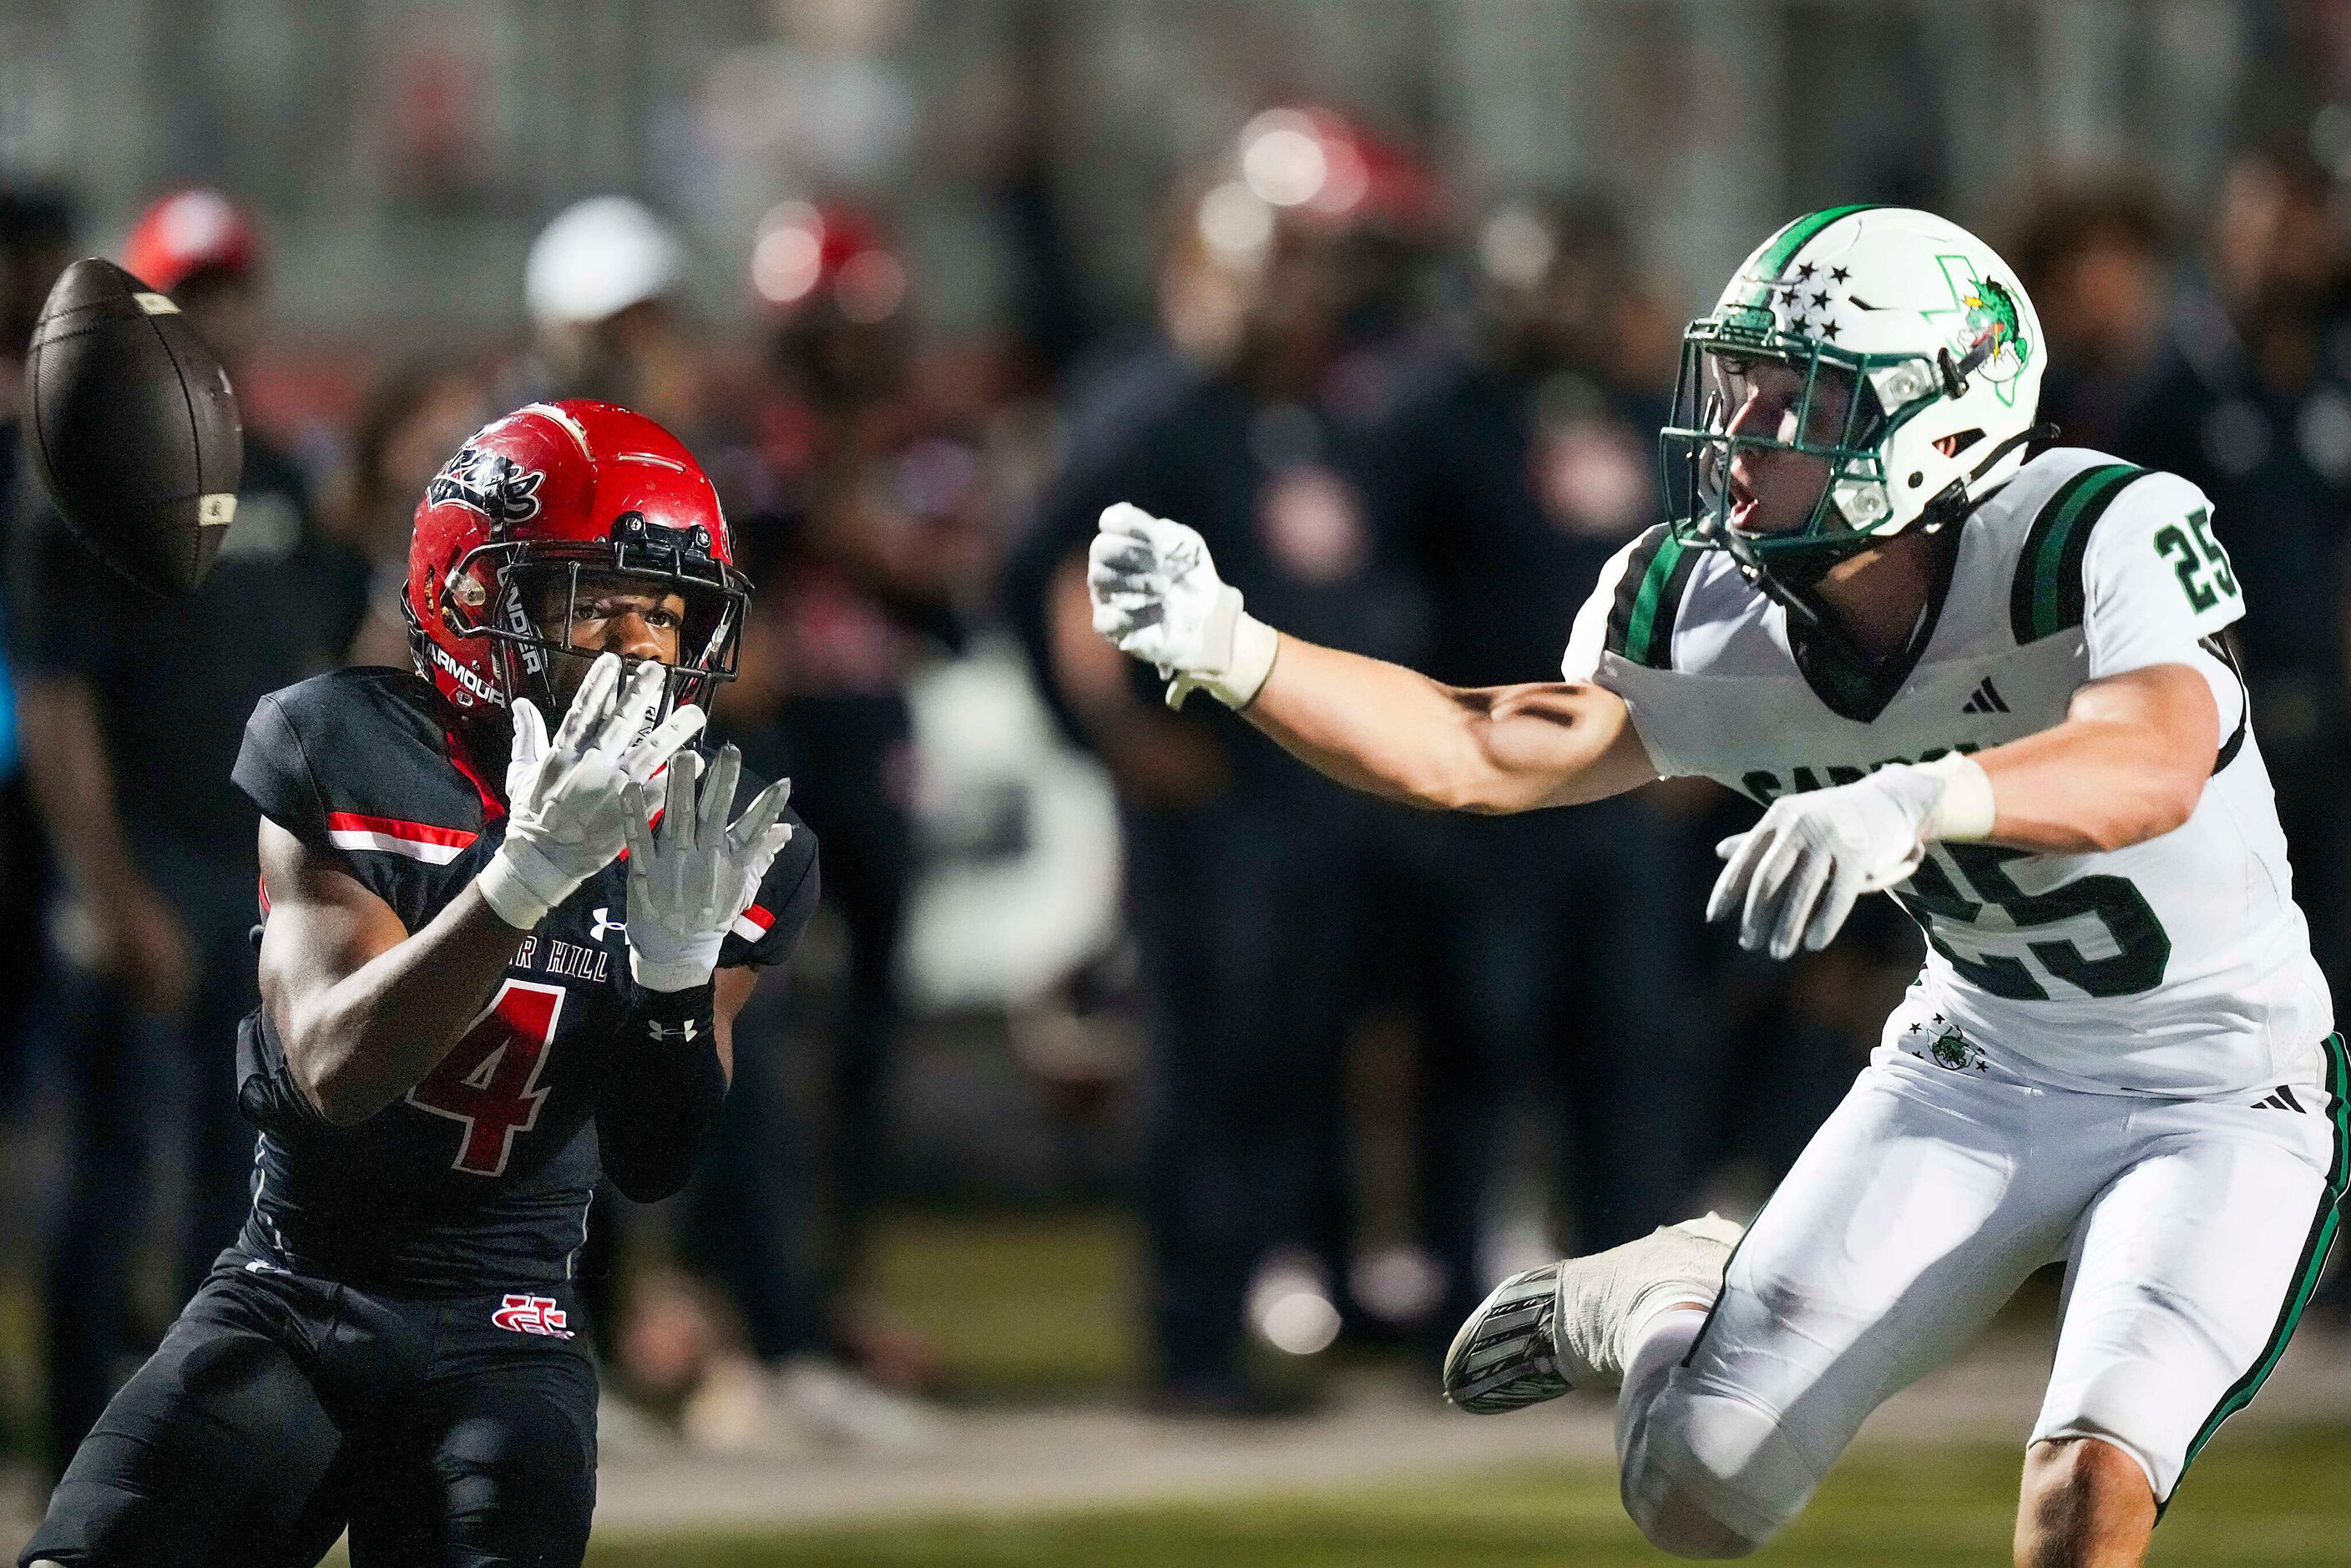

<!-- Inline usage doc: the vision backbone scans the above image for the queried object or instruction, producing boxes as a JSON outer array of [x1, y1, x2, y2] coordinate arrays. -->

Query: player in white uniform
[[1084, 205, 2344, 1566]]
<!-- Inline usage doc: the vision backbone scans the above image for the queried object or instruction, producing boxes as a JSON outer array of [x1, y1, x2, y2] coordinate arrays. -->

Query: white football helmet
[[1661, 205, 2046, 594]]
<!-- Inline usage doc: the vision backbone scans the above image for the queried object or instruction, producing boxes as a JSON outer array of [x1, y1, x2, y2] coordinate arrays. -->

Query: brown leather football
[[23, 257, 243, 597]]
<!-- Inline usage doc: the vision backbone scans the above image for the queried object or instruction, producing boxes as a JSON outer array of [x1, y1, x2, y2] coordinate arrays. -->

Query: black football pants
[[23, 1249, 597, 1568]]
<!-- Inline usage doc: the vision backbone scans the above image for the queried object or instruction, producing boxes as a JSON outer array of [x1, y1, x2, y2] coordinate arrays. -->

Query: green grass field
[[584, 1427, 2351, 1566], [568, 1211, 2351, 1565]]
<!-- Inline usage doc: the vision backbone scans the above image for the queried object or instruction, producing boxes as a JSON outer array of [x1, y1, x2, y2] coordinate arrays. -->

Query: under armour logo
[[647, 1019, 698, 1043], [589, 908, 625, 943]]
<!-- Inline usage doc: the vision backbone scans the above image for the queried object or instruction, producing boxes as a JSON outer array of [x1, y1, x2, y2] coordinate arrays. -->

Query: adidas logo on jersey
[[2251, 1085, 2307, 1112], [1960, 678, 2010, 716]]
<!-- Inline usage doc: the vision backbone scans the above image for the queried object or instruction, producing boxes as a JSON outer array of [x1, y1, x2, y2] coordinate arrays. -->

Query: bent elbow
[[604, 1154, 691, 1205], [284, 1031, 377, 1127], [1408, 743, 1530, 816], [296, 1061, 372, 1127], [2150, 777, 2203, 841], [2072, 782, 2200, 855]]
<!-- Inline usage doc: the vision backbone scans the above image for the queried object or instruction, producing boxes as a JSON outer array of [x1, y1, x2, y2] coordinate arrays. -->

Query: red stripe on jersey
[[326, 812, 478, 848], [325, 812, 480, 863], [731, 903, 775, 942]]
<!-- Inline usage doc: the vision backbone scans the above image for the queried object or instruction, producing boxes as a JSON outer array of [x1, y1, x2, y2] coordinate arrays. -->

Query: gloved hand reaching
[[619, 744, 796, 993], [1087, 502, 1280, 710], [477, 652, 706, 931]]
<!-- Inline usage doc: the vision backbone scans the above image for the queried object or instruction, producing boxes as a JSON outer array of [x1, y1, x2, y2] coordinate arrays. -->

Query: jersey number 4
[[1893, 843, 2171, 1000], [406, 979, 565, 1176]]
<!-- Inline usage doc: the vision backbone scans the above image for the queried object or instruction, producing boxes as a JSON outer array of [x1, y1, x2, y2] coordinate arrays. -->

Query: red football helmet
[[405, 400, 747, 725]]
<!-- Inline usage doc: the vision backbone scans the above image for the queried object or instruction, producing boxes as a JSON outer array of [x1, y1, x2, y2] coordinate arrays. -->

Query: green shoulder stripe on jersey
[[2009, 462, 2149, 644], [1604, 526, 1698, 670], [1757, 204, 1883, 277], [2167, 1033, 2350, 1512]]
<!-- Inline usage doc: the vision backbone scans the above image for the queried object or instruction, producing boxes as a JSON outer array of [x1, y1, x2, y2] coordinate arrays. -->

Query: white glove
[[619, 744, 797, 993], [1088, 502, 1280, 710], [477, 652, 707, 931], [1706, 755, 1996, 960]]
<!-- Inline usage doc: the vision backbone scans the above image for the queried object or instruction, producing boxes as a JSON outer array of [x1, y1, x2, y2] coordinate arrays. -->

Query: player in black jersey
[[25, 401, 818, 1568]]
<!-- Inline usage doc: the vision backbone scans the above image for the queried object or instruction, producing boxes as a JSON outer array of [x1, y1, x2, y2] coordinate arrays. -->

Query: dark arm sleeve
[[597, 807, 818, 1199], [594, 983, 726, 1202]]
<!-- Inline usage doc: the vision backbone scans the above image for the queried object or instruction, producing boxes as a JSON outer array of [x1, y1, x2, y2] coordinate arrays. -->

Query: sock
[[1615, 1303, 1706, 1464]]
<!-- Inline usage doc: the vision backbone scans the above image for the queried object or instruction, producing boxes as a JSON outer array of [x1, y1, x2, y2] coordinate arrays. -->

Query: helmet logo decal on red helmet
[[427, 445, 545, 529]]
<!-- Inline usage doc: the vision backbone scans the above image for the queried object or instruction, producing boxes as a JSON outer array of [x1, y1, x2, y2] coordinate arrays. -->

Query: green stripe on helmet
[[2010, 463, 2146, 642], [1757, 204, 1883, 278]]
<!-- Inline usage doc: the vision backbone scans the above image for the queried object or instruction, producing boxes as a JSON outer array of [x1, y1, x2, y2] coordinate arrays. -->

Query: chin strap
[[1968, 421, 2058, 483]]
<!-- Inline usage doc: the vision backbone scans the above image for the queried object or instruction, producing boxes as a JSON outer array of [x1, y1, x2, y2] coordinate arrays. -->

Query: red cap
[[750, 201, 907, 322], [122, 189, 260, 295], [1233, 107, 1443, 238]]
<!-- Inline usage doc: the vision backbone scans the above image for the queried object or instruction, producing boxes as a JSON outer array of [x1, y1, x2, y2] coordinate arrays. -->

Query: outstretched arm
[[1242, 638, 1656, 812], [1086, 503, 1657, 814]]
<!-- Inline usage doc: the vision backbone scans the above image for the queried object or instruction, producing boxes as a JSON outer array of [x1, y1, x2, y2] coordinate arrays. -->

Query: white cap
[[525, 196, 685, 326]]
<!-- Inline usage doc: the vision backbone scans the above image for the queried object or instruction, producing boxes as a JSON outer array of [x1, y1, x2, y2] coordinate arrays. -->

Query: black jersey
[[228, 666, 817, 1293]]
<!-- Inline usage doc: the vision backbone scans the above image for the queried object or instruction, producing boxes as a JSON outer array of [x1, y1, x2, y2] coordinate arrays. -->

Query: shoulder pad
[[2009, 459, 2151, 643], [1603, 524, 1701, 670], [236, 669, 503, 922]]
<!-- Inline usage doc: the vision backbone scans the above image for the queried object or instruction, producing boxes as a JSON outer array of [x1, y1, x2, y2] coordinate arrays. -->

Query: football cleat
[[1443, 1212, 1744, 1414]]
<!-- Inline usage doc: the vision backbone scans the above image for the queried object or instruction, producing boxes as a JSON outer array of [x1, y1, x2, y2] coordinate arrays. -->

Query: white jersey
[[1563, 447, 2333, 1097]]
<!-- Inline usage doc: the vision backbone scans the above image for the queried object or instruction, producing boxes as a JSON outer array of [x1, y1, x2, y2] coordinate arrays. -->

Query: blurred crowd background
[[0, 0, 2348, 1486]]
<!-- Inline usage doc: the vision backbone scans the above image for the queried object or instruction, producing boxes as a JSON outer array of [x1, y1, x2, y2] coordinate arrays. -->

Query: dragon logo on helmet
[[1932, 255, 2031, 403], [427, 445, 545, 528]]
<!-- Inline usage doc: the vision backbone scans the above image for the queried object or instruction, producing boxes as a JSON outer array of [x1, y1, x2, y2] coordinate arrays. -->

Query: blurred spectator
[[2111, 139, 2351, 1001], [331, 361, 495, 669], [2010, 185, 2174, 453], [8, 187, 368, 1470], [1010, 109, 1439, 1412], [693, 202, 973, 1435], [513, 195, 707, 438], [0, 186, 74, 1086], [1352, 194, 1715, 1340]]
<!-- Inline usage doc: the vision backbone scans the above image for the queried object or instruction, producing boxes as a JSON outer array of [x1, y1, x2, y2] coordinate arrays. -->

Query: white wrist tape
[[477, 840, 577, 931], [1163, 587, 1281, 711], [1919, 752, 1997, 842], [629, 945, 722, 994]]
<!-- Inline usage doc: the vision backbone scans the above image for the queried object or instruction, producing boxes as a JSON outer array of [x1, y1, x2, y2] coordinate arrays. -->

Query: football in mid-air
[[22, 256, 242, 597]]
